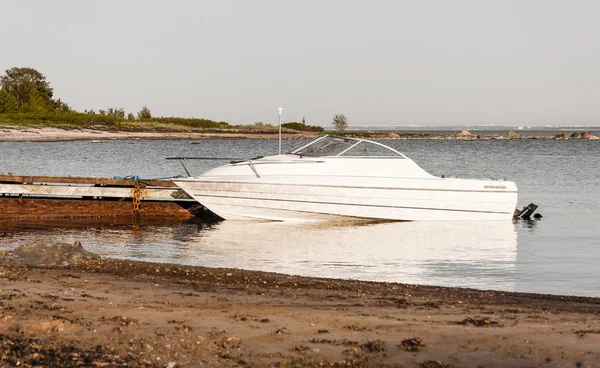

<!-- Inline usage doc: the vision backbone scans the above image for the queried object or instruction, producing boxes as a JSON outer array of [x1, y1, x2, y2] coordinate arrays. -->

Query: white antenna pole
[[278, 107, 283, 155]]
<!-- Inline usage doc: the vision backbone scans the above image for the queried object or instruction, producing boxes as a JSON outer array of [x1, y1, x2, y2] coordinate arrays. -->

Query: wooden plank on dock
[[0, 183, 190, 200], [0, 175, 179, 187]]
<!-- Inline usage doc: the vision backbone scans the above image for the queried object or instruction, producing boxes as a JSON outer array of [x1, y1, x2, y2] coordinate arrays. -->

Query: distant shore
[[1, 125, 598, 142], [0, 126, 320, 142]]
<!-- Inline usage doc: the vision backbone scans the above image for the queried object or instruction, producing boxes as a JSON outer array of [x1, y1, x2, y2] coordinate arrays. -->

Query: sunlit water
[[1, 138, 599, 297]]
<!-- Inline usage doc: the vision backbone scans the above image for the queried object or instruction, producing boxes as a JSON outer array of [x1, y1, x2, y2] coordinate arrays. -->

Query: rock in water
[[507, 130, 521, 139], [0, 242, 101, 267], [455, 130, 472, 136]]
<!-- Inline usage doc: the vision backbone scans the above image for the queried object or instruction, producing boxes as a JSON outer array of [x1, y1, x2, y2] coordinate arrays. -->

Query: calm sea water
[[1, 138, 599, 297]]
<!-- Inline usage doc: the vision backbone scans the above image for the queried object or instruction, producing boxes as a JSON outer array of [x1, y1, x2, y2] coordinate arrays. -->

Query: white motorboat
[[173, 135, 517, 221]]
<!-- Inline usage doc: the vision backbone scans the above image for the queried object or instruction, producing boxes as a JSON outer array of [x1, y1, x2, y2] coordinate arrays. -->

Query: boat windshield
[[289, 136, 405, 157]]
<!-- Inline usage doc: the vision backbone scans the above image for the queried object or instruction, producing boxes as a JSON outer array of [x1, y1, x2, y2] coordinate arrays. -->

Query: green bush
[[107, 107, 125, 118], [0, 88, 18, 113], [0, 111, 121, 126], [137, 105, 152, 119], [141, 117, 230, 129], [0, 111, 253, 132], [281, 122, 324, 132], [0, 112, 231, 129]]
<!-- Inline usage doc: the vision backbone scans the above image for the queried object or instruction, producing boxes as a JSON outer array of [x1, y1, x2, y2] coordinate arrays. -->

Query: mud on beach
[[0, 255, 599, 367]]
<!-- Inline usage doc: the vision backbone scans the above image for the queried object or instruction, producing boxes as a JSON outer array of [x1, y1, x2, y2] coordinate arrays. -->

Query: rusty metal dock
[[0, 174, 204, 220]]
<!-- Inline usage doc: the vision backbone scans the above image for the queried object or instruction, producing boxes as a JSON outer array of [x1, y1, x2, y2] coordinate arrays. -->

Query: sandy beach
[[0, 127, 320, 142], [0, 249, 599, 367]]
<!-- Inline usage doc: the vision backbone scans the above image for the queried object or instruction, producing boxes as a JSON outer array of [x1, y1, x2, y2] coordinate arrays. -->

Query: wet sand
[[1, 258, 599, 367]]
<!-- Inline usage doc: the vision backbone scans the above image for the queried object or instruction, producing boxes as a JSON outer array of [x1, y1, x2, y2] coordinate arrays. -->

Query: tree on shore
[[127, 112, 135, 120], [281, 121, 324, 132], [107, 107, 125, 118], [0, 88, 18, 113], [21, 88, 53, 113], [53, 99, 72, 113], [137, 105, 151, 119], [0, 67, 54, 109], [332, 114, 348, 131]]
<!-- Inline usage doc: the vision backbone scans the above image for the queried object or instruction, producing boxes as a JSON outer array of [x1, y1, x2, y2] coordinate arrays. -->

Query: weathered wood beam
[[0, 175, 179, 187]]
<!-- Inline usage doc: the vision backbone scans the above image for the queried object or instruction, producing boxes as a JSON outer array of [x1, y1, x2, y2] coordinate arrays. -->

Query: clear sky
[[1, 0, 599, 127]]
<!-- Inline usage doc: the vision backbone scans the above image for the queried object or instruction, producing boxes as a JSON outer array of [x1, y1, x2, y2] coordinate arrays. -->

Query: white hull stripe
[[193, 194, 513, 215], [184, 181, 516, 194]]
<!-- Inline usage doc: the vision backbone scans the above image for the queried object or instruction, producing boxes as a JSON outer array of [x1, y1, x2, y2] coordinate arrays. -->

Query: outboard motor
[[513, 203, 539, 220]]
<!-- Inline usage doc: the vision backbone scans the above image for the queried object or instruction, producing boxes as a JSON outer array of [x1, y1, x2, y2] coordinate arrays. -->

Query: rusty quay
[[0, 174, 205, 221]]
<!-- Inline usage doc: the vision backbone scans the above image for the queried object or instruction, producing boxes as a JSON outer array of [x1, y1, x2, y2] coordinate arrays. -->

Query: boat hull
[[175, 177, 517, 222]]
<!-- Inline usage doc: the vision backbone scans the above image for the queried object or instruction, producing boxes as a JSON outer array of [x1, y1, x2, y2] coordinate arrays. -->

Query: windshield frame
[[287, 135, 407, 158]]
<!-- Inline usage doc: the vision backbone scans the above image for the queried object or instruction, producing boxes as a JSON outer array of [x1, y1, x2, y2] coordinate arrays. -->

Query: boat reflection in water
[[0, 217, 517, 292], [180, 220, 518, 292]]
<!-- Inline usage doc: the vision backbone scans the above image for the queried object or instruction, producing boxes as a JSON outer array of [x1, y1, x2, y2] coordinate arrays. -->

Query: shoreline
[[0, 126, 320, 142], [1, 126, 598, 142], [0, 256, 599, 367]]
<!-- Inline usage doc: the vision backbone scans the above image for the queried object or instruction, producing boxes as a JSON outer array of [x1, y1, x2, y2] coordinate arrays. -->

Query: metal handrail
[[166, 156, 265, 177]]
